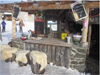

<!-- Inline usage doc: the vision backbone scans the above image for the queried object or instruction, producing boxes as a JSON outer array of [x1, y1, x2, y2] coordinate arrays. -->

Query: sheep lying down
[[15, 50, 30, 66], [29, 51, 47, 72], [0, 45, 11, 53], [1, 47, 18, 62]]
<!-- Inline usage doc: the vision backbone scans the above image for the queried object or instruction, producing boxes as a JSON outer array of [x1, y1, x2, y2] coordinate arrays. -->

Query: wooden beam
[[82, 7, 89, 47], [22, 10, 36, 14], [45, 14, 58, 16], [0, 2, 99, 11], [57, 18, 62, 39], [12, 11, 16, 39], [65, 21, 70, 36], [0, 10, 12, 13], [85, 1, 99, 8], [44, 17, 48, 37], [57, 10, 65, 17], [20, 4, 71, 10], [87, 24, 92, 55]]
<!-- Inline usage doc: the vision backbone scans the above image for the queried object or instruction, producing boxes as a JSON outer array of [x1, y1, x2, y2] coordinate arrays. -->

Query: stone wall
[[11, 38, 24, 50], [70, 44, 88, 72]]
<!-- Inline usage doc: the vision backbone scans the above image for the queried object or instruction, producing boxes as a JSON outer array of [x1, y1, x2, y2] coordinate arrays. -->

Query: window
[[47, 21, 57, 31]]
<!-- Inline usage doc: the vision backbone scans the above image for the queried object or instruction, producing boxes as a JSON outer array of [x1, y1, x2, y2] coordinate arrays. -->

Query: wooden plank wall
[[24, 43, 71, 68]]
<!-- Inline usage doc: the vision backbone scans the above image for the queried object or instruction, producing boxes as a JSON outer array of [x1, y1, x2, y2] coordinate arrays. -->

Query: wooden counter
[[23, 38, 72, 47], [23, 38, 72, 68]]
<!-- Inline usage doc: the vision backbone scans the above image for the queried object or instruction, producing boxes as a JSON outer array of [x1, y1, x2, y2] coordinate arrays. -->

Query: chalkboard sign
[[13, 7, 21, 19], [71, 2, 88, 21]]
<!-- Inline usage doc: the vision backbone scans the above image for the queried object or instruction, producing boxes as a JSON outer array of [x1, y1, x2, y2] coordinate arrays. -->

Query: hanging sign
[[35, 11, 45, 22], [13, 7, 21, 19], [71, 2, 88, 21]]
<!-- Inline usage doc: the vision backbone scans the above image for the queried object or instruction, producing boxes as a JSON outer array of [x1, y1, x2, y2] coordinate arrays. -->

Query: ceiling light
[[33, 1, 39, 7]]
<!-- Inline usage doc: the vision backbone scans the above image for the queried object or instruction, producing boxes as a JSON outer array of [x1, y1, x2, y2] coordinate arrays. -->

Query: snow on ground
[[0, 21, 90, 75]]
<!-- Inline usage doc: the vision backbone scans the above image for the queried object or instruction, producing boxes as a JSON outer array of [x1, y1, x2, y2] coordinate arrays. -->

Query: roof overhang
[[0, 1, 99, 13]]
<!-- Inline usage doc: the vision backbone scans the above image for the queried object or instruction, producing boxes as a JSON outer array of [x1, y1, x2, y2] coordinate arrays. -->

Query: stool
[[15, 50, 30, 66], [29, 51, 47, 74]]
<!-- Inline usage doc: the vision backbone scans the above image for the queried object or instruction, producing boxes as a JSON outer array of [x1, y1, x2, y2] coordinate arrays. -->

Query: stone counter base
[[70, 44, 88, 72]]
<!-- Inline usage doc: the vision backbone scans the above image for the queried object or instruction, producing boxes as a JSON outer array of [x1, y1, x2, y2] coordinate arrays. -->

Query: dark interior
[[89, 25, 99, 61]]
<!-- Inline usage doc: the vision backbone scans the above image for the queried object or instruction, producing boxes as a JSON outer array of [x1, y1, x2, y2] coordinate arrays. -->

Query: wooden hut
[[0, 1, 99, 74]]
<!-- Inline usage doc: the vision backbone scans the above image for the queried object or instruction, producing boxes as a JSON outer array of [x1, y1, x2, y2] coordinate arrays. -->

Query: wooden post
[[44, 17, 47, 37], [57, 19, 59, 32], [59, 19, 62, 39], [59, 19, 62, 32], [87, 24, 92, 54], [65, 21, 69, 36], [82, 7, 89, 47], [0, 23, 2, 41], [57, 18, 61, 39], [12, 16, 16, 39]]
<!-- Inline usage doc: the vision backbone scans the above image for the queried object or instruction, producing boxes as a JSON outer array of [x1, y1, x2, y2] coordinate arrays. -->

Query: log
[[87, 24, 92, 55], [12, 9, 16, 39], [55, 46, 61, 66], [30, 57, 45, 74], [42, 45, 47, 54], [34, 44, 39, 50], [30, 44, 34, 51], [60, 47, 65, 66], [51, 46, 56, 64], [64, 48, 70, 68], [47, 45, 52, 63], [25, 43, 28, 50], [82, 7, 89, 47], [39, 44, 43, 52]]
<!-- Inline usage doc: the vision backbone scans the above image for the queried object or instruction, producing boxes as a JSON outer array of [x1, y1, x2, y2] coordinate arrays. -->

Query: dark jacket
[[2, 21, 6, 27], [19, 21, 23, 27]]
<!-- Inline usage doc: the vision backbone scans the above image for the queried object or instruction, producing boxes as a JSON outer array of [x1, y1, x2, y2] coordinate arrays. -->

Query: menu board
[[71, 2, 88, 21], [13, 7, 21, 19]]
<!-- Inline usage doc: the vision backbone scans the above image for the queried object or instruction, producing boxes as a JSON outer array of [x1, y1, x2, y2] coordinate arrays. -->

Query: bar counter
[[23, 38, 72, 68]]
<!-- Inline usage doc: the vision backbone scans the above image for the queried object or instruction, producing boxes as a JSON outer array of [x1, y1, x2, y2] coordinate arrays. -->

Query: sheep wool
[[15, 50, 30, 64], [1, 47, 18, 60], [30, 51, 47, 71], [0, 45, 11, 53]]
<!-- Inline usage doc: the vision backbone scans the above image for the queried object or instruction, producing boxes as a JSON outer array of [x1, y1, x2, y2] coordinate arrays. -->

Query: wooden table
[[23, 38, 72, 68]]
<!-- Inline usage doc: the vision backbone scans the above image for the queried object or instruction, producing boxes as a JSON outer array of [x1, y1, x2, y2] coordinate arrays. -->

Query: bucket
[[66, 36, 71, 43]]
